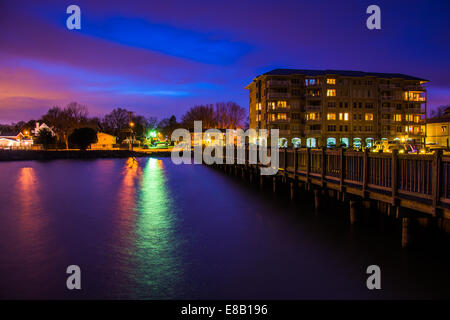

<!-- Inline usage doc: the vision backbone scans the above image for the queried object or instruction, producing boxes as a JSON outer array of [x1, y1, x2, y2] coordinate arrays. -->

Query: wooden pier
[[212, 147, 450, 247]]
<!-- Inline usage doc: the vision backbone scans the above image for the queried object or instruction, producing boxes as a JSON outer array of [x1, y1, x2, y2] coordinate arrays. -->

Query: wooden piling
[[402, 217, 411, 248], [314, 189, 320, 210], [350, 200, 357, 224], [290, 182, 295, 201]]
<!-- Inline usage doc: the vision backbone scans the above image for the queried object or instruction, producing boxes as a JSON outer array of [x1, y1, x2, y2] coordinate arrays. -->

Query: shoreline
[[0, 149, 172, 162]]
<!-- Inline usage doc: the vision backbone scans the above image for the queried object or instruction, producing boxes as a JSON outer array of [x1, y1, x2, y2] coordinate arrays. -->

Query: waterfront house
[[32, 122, 56, 137], [426, 106, 450, 149], [0, 132, 33, 149], [90, 132, 117, 150]]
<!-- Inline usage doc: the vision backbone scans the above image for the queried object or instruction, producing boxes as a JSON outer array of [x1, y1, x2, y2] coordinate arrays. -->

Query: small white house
[[33, 122, 56, 137]]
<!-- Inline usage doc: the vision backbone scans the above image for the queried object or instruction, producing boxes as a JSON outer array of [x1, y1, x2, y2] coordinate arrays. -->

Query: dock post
[[273, 177, 277, 193], [259, 175, 264, 189], [290, 182, 295, 201], [350, 200, 357, 224], [241, 167, 245, 179], [402, 217, 411, 248], [249, 171, 253, 184], [314, 189, 320, 210]]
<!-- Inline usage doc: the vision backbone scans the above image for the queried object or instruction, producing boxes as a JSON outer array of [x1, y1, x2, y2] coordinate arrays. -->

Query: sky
[[0, 0, 449, 123]]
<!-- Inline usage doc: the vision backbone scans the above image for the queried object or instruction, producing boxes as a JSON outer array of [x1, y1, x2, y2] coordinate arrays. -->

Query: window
[[327, 113, 336, 120], [327, 89, 336, 97], [268, 102, 275, 110], [338, 113, 349, 121], [442, 126, 447, 133], [256, 103, 261, 111], [414, 115, 420, 123], [277, 101, 287, 108], [327, 125, 337, 132], [277, 113, 287, 120], [306, 112, 319, 120], [365, 113, 374, 121], [327, 78, 336, 85], [271, 114, 275, 121], [328, 102, 336, 108], [394, 114, 402, 122], [405, 114, 413, 122]]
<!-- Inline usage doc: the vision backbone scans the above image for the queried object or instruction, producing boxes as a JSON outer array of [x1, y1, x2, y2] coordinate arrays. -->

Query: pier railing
[[220, 146, 448, 212]]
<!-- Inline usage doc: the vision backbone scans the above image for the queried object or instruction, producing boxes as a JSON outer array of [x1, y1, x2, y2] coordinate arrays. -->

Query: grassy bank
[[0, 149, 172, 162]]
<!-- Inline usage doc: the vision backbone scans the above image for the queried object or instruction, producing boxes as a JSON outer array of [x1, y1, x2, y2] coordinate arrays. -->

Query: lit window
[[268, 102, 275, 110], [327, 78, 336, 85], [414, 115, 420, 123], [256, 103, 261, 111], [442, 126, 447, 133], [277, 113, 287, 120], [327, 113, 336, 120], [365, 113, 373, 121], [394, 114, 402, 122], [405, 114, 413, 121], [327, 89, 336, 97], [277, 101, 287, 108]]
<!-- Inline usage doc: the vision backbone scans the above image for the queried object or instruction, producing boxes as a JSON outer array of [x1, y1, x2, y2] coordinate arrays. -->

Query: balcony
[[379, 84, 400, 89], [405, 85, 425, 91], [305, 92, 321, 98], [268, 106, 290, 112], [266, 80, 290, 87], [267, 92, 291, 99], [269, 118, 290, 124], [305, 129, 322, 135], [305, 105, 322, 111]]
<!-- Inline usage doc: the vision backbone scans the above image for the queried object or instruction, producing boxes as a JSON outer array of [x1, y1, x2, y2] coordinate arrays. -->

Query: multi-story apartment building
[[246, 69, 427, 148]]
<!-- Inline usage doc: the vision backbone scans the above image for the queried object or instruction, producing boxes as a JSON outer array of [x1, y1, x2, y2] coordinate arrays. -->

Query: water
[[0, 157, 449, 299]]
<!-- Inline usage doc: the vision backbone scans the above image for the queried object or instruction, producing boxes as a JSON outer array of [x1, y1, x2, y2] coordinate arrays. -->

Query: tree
[[429, 105, 450, 118], [69, 127, 98, 150], [41, 102, 89, 149], [101, 108, 131, 141], [181, 102, 247, 130], [158, 115, 179, 141], [181, 105, 216, 130], [35, 127, 56, 149]]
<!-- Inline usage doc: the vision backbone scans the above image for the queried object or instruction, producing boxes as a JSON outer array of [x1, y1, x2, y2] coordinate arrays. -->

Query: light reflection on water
[[0, 157, 450, 299]]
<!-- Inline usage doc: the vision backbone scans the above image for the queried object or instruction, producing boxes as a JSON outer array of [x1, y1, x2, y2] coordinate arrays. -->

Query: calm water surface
[[0, 157, 449, 299]]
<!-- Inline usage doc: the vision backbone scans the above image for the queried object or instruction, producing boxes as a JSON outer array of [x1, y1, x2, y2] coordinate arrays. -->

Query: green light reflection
[[133, 158, 183, 298]]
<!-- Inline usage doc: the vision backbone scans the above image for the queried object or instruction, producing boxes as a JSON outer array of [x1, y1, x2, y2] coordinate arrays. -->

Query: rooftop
[[257, 68, 428, 81]]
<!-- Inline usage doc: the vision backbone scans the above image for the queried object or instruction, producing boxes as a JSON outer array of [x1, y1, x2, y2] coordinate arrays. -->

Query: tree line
[[0, 101, 247, 149]]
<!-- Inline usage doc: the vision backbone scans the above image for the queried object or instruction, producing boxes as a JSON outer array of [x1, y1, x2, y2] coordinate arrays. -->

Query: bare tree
[[41, 102, 89, 149], [181, 104, 216, 130], [101, 108, 130, 138], [429, 105, 450, 118]]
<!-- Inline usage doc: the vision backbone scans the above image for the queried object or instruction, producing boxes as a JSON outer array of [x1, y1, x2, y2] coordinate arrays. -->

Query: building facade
[[426, 108, 450, 149], [246, 69, 427, 148]]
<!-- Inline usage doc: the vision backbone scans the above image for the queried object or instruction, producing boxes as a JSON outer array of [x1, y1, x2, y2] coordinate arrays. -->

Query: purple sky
[[0, 0, 449, 123]]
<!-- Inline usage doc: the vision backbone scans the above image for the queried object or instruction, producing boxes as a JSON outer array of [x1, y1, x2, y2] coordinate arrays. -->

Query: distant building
[[426, 107, 450, 148], [33, 122, 55, 137], [246, 69, 427, 148], [90, 132, 117, 150], [0, 132, 33, 149]]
